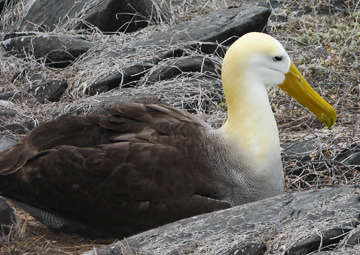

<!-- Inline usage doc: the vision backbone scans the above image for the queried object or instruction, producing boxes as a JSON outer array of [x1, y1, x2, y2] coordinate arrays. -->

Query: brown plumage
[[0, 103, 231, 237]]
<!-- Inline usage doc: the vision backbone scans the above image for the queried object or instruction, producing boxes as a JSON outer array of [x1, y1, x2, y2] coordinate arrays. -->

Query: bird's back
[[0, 103, 231, 237]]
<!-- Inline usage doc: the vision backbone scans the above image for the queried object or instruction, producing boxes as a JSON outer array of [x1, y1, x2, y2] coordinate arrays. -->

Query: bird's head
[[222, 32, 336, 129]]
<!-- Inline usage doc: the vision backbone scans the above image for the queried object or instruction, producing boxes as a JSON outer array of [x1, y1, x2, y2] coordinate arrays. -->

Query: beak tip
[[321, 108, 337, 129]]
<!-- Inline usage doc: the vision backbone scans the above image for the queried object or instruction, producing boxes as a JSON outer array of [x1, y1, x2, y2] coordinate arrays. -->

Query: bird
[[0, 32, 336, 238]]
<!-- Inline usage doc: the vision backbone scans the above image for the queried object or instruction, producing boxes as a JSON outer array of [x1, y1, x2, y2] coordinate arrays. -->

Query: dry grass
[[0, 0, 359, 254], [265, 0, 360, 192]]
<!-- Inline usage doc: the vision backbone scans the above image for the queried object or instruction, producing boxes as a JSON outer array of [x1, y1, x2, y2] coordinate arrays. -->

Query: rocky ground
[[0, 0, 359, 254]]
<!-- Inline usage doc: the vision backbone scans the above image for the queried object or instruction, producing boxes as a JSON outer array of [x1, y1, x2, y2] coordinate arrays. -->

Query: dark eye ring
[[273, 56, 283, 62]]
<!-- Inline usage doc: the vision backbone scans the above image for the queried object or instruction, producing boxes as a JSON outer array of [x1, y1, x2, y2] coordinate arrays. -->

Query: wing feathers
[[0, 143, 36, 175], [0, 103, 227, 237]]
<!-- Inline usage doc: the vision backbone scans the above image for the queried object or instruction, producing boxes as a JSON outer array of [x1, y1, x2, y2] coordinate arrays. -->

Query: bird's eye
[[273, 56, 283, 62]]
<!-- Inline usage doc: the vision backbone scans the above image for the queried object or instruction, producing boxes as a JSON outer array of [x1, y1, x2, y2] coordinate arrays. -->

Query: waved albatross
[[0, 32, 336, 237]]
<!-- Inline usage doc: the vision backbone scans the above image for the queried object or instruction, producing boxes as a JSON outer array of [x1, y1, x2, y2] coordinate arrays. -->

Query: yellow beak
[[278, 63, 336, 129]]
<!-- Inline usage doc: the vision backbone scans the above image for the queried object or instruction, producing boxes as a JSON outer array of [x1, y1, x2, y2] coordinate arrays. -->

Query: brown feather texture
[[0, 103, 232, 237]]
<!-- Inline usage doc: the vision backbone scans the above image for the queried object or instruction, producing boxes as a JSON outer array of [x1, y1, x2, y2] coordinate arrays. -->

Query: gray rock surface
[[0, 101, 34, 135], [0, 121, 32, 135], [0, 197, 18, 239], [86, 54, 220, 95], [85, 185, 360, 255], [0, 134, 17, 152], [77, 0, 171, 33], [18, 0, 170, 33], [0, 106, 17, 117], [28, 79, 68, 103], [85, 6, 270, 94], [282, 139, 321, 162], [0, 92, 15, 101], [19, 0, 88, 31], [2, 33, 94, 67], [142, 6, 270, 47], [141, 56, 219, 85], [0, 0, 7, 15], [335, 144, 360, 169]]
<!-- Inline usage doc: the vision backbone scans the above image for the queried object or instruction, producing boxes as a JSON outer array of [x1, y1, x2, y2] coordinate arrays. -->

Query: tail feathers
[[8, 199, 68, 229], [8, 199, 109, 237]]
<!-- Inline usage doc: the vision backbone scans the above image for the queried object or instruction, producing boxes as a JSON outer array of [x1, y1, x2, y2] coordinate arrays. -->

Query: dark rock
[[0, 197, 17, 239], [0, 134, 17, 152], [0, 101, 35, 138], [86, 63, 154, 95], [166, 242, 268, 255], [281, 139, 320, 162], [2, 34, 94, 67], [0, 107, 17, 117], [0, 92, 15, 101], [1, 123, 29, 135], [142, 56, 220, 85], [77, 0, 171, 33], [143, 6, 270, 47], [335, 144, 360, 168], [85, 6, 270, 94], [344, 228, 360, 246], [269, 14, 287, 22], [12, 68, 44, 85], [18, 0, 89, 31], [286, 225, 355, 254], [156, 48, 189, 59], [5, 70, 68, 103], [28, 79, 68, 103], [84, 186, 360, 255], [282, 139, 320, 155], [86, 49, 188, 95], [225, 243, 267, 255], [3, 32, 36, 40], [0, 0, 15, 17], [187, 42, 228, 57], [18, 0, 170, 33], [0, 0, 7, 14], [0, 114, 34, 135]]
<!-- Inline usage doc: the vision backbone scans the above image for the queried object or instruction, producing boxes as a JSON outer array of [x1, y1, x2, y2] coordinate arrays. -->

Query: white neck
[[219, 76, 281, 172]]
